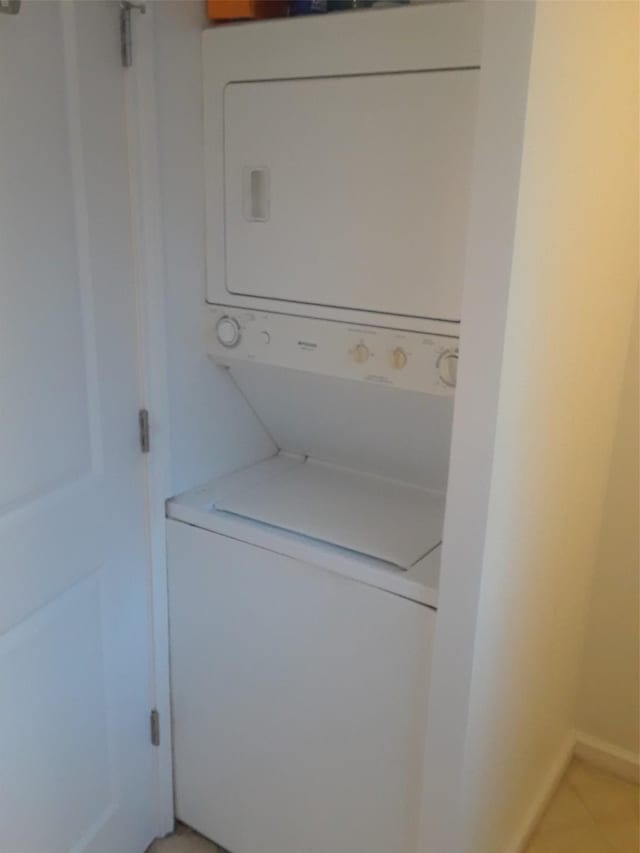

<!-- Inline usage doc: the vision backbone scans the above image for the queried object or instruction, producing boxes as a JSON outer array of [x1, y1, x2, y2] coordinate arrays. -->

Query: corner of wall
[[574, 304, 639, 762]]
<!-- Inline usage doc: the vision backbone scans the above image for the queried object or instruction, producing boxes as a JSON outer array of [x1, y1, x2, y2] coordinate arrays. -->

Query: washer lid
[[213, 456, 445, 570]]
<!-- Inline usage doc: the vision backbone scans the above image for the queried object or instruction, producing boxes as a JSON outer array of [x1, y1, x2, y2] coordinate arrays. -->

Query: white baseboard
[[574, 731, 640, 784], [507, 731, 576, 853]]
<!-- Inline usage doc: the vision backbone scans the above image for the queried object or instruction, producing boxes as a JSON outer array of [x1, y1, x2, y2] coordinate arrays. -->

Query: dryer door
[[223, 69, 479, 323]]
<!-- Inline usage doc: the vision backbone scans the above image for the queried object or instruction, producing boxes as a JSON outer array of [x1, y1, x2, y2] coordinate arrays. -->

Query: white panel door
[[0, 4, 156, 852], [224, 70, 479, 322]]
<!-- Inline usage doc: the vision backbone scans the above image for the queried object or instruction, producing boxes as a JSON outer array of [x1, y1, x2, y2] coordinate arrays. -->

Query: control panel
[[206, 306, 459, 395]]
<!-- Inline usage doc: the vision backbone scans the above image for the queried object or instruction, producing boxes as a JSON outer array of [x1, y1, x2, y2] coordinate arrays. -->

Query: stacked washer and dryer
[[167, 5, 481, 853]]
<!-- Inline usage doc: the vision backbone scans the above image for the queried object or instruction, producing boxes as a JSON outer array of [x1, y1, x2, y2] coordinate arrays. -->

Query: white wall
[[576, 307, 639, 760], [419, 4, 537, 850], [153, 1, 275, 496], [452, 3, 638, 851]]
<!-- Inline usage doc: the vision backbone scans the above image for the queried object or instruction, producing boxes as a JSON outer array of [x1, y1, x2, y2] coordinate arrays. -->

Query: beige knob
[[352, 343, 370, 364], [390, 348, 408, 370]]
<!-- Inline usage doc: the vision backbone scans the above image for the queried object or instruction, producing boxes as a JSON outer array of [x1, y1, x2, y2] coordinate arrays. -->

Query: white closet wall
[[153, 1, 275, 495], [445, 4, 638, 851], [576, 307, 639, 765]]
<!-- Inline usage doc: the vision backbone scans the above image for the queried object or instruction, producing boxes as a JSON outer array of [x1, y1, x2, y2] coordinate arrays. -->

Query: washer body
[[167, 455, 440, 853]]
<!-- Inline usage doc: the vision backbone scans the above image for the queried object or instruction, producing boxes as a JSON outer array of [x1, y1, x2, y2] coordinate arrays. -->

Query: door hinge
[[120, 1, 146, 68], [0, 0, 21, 14], [139, 408, 150, 454], [150, 708, 160, 747]]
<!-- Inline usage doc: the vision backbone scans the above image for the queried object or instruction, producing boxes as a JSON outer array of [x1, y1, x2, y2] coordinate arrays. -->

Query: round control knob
[[437, 350, 458, 387], [216, 315, 241, 348], [352, 343, 370, 364], [390, 348, 408, 370]]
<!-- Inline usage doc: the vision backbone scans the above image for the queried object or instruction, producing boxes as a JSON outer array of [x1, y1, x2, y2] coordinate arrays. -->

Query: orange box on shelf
[[207, 0, 289, 21]]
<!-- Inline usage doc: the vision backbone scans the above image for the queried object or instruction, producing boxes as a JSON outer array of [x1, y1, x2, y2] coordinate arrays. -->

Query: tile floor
[[525, 759, 639, 853], [148, 758, 639, 853], [148, 822, 218, 853]]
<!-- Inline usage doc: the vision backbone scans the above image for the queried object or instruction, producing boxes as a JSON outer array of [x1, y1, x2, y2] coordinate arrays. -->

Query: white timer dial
[[437, 350, 458, 387], [216, 316, 241, 348]]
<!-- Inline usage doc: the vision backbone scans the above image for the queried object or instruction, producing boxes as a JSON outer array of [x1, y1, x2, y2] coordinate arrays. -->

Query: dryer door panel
[[223, 70, 479, 322]]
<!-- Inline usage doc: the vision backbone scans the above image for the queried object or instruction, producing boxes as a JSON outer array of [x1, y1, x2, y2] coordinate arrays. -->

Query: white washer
[[167, 453, 442, 853]]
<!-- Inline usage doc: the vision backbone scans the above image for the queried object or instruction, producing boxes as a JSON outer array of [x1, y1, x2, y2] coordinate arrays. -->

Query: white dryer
[[203, 1, 481, 333], [167, 453, 442, 853]]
